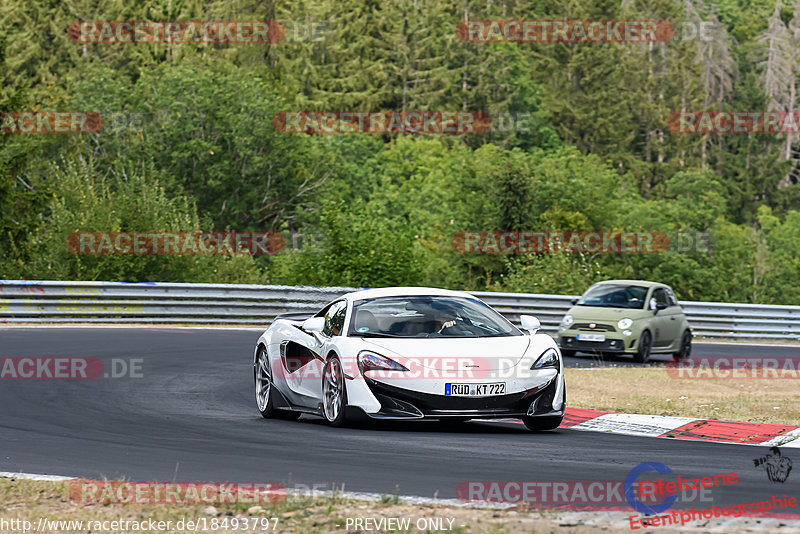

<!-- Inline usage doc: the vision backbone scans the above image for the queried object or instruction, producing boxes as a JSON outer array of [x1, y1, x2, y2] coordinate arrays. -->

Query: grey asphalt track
[[0, 327, 797, 512]]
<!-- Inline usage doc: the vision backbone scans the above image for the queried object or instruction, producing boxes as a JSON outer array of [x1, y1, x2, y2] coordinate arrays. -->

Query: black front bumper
[[558, 336, 629, 353], [348, 376, 562, 420]]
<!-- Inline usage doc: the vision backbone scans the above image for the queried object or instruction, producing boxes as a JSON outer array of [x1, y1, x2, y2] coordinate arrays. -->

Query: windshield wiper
[[480, 332, 514, 337]]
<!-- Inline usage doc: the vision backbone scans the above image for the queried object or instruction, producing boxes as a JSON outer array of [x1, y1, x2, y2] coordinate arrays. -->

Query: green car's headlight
[[618, 318, 633, 329]]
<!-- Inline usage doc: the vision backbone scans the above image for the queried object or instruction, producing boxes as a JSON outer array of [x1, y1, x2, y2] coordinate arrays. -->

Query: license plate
[[576, 333, 605, 342], [445, 383, 506, 396]]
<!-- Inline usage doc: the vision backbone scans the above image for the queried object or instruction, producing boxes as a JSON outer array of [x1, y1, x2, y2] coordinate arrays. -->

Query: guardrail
[[0, 280, 798, 340]]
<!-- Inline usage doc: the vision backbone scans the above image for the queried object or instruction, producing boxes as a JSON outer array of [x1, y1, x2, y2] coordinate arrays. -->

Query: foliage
[[1, 0, 799, 304]]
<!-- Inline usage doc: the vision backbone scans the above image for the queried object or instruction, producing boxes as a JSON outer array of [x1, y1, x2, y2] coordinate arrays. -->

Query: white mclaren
[[253, 287, 565, 431]]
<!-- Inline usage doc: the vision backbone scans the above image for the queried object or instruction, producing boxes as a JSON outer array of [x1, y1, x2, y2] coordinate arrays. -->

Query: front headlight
[[562, 314, 574, 326], [357, 351, 408, 373], [618, 318, 633, 329], [531, 348, 560, 369]]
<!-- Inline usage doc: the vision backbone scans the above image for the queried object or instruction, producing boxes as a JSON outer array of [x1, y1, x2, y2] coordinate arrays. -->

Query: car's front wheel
[[322, 356, 348, 427], [673, 330, 692, 358], [255, 347, 300, 420], [633, 330, 652, 363], [522, 414, 563, 431]]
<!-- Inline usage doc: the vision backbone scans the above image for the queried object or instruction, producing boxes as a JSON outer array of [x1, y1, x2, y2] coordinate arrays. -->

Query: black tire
[[254, 347, 301, 420], [322, 356, 348, 427], [522, 414, 563, 431], [673, 330, 692, 358], [633, 330, 652, 363]]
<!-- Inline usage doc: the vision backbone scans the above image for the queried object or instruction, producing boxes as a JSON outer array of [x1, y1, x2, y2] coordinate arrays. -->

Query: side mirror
[[520, 315, 541, 335], [302, 316, 325, 333], [570, 298, 578, 305], [656, 302, 668, 310]]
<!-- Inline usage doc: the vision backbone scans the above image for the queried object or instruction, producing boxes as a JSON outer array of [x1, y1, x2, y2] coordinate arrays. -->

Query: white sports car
[[253, 287, 565, 431]]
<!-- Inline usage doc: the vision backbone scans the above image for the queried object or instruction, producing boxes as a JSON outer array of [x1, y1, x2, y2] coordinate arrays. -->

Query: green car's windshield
[[577, 284, 648, 309]]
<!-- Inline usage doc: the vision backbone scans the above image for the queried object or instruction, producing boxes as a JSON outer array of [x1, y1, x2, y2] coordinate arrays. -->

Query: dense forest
[[2, 0, 800, 304]]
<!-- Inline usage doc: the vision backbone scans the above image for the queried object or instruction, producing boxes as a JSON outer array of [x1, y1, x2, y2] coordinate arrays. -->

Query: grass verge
[[566, 367, 799, 425]]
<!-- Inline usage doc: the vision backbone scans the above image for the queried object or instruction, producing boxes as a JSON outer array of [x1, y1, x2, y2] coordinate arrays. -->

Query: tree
[[0, 90, 47, 278], [69, 60, 328, 232], [21, 155, 263, 283], [271, 199, 424, 287], [711, 73, 790, 223]]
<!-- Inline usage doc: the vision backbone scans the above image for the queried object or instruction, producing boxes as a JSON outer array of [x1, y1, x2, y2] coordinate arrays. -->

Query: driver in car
[[433, 310, 457, 334]]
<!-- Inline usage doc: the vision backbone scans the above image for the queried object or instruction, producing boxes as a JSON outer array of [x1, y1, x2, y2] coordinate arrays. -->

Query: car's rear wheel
[[522, 414, 563, 431], [633, 330, 652, 363], [255, 347, 300, 420], [674, 330, 692, 358], [322, 356, 348, 427]]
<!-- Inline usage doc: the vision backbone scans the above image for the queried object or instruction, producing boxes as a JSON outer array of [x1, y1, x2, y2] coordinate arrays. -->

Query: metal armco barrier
[[0, 280, 798, 340]]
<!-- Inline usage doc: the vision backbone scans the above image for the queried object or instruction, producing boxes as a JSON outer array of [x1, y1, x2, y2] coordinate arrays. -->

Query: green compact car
[[557, 280, 692, 363]]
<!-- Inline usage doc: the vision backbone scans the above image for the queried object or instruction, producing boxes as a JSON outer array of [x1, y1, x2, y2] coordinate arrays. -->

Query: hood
[[360, 335, 531, 371], [566, 306, 653, 322]]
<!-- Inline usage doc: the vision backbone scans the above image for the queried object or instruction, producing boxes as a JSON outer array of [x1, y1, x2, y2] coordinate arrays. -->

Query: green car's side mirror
[[650, 298, 668, 313]]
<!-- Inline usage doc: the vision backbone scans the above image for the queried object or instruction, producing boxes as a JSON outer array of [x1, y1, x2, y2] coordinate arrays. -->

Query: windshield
[[577, 284, 648, 309], [348, 296, 521, 338]]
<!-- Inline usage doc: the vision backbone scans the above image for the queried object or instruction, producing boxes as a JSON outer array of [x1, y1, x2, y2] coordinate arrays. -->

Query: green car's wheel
[[674, 330, 692, 358], [633, 330, 652, 364]]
